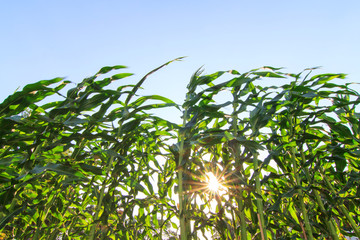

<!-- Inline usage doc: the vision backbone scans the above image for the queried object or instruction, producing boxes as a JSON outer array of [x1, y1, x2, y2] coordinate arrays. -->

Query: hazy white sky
[[1, 0, 360, 113]]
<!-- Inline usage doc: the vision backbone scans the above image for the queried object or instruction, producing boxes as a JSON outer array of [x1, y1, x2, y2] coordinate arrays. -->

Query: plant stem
[[231, 92, 248, 240], [253, 153, 268, 240], [321, 169, 360, 238], [178, 95, 190, 240], [287, 109, 314, 240], [33, 186, 60, 240], [290, 147, 314, 240], [300, 150, 339, 240], [89, 120, 124, 239], [160, 205, 163, 239]]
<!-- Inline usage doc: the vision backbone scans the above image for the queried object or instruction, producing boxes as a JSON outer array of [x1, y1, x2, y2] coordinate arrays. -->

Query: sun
[[181, 166, 232, 198], [205, 172, 225, 194]]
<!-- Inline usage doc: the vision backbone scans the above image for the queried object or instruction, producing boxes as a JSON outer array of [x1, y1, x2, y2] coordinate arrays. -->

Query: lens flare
[[206, 172, 224, 193]]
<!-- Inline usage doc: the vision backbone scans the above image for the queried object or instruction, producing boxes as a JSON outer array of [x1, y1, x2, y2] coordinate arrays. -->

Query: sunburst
[[181, 164, 236, 200], [205, 172, 225, 194]]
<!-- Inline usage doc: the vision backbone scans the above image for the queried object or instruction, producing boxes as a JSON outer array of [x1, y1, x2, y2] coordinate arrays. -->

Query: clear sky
[[1, 0, 360, 117]]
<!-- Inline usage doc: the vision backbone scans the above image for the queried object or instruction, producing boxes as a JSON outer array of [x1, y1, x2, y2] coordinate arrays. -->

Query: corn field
[[1, 58, 359, 239]]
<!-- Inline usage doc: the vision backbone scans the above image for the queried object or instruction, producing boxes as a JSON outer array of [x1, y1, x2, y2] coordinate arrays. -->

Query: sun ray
[[178, 159, 247, 200], [206, 172, 223, 193]]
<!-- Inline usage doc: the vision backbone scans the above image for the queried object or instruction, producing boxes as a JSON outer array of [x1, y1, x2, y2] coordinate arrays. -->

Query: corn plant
[[1, 59, 359, 239]]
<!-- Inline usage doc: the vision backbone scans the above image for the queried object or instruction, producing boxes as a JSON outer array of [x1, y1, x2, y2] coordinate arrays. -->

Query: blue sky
[[1, 0, 360, 116]]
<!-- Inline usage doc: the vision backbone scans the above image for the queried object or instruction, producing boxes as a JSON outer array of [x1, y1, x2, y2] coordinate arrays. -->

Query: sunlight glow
[[206, 172, 225, 193]]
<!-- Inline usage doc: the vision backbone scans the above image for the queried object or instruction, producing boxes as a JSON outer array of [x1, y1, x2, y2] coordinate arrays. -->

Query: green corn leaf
[[79, 163, 103, 175], [196, 71, 227, 86], [125, 57, 184, 105], [0, 205, 27, 230], [111, 72, 133, 80], [302, 92, 318, 98], [96, 65, 128, 75], [63, 117, 88, 126], [22, 78, 65, 92], [129, 95, 178, 110], [0, 157, 13, 168], [30, 163, 85, 179], [252, 71, 286, 78], [229, 76, 253, 88], [0, 78, 65, 116], [329, 123, 353, 138], [90, 73, 133, 89], [127, 103, 178, 119], [78, 93, 110, 111]]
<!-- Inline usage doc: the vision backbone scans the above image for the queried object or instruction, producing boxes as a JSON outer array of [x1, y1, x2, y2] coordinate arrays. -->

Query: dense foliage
[[1, 59, 359, 239]]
